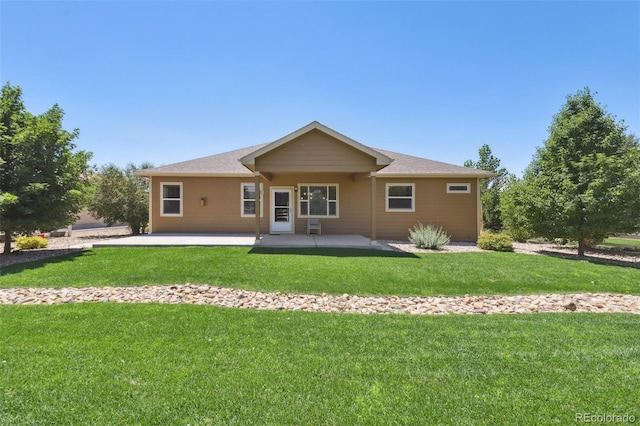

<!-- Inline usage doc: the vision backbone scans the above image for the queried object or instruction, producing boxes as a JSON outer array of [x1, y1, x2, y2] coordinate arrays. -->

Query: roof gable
[[239, 121, 393, 167]]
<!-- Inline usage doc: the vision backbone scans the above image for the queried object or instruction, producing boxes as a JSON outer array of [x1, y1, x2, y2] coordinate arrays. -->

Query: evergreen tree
[[512, 88, 640, 255]]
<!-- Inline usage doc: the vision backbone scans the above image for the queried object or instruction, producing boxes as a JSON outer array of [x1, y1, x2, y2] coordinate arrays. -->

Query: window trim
[[385, 183, 415, 212], [297, 183, 339, 218], [446, 183, 471, 194], [240, 182, 264, 218], [160, 182, 183, 217]]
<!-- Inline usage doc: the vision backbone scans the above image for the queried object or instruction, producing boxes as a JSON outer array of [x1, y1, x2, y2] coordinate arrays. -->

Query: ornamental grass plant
[[408, 223, 451, 250]]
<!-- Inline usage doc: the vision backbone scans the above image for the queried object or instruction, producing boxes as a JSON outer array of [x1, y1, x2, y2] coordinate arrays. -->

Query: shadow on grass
[[538, 250, 639, 269], [597, 243, 640, 253], [249, 247, 419, 258], [0, 250, 91, 276]]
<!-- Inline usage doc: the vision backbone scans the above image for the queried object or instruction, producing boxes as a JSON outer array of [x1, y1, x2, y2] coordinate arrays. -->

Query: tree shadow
[[0, 249, 91, 275], [249, 247, 419, 258], [538, 249, 639, 269]]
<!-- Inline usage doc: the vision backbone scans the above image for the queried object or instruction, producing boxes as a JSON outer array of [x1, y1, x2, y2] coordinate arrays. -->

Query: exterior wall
[[256, 129, 377, 173], [150, 176, 269, 234], [376, 178, 479, 241], [150, 174, 480, 241]]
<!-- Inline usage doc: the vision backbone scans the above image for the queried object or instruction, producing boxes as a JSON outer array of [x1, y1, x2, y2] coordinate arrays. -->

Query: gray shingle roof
[[374, 149, 494, 177], [138, 144, 493, 178], [138, 144, 268, 176], [137, 123, 494, 178]]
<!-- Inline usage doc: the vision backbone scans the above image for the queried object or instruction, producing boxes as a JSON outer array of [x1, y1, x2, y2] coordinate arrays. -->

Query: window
[[298, 184, 338, 217], [241, 183, 263, 217], [447, 183, 471, 193], [386, 183, 415, 212], [161, 182, 183, 216]]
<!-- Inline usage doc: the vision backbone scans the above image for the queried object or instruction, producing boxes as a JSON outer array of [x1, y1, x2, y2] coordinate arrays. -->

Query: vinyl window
[[298, 184, 338, 217], [447, 183, 471, 193], [161, 182, 183, 216], [386, 183, 415, 212], [241, 183, 263, 217]]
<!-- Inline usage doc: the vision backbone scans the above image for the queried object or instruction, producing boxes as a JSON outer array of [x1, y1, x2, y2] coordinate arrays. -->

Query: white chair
[[307, 219, 322, 235]]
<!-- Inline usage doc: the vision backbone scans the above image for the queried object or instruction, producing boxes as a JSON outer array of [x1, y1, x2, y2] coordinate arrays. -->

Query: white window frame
[[297, 184, 339, 218], [386, 183, 415, 212], [160, 182, 183, 217], [240, 182, 264, 218], [447, 183, 471, 194]]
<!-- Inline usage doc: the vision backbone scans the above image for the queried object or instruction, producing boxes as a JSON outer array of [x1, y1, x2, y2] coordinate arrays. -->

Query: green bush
[[505, 227, 534, 243], [16, 236, 49, 250], [477, 232, 513, 252], [408, 223, 451, 250]]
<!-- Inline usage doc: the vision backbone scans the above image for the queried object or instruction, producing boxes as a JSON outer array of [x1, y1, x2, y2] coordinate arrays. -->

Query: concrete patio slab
[[87, 233, 385, 249], [259, 234, 379, 249], [90, 233, 256, 248]]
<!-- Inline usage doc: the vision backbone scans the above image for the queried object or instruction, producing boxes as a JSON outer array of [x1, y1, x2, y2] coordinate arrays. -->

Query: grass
[[1, 304, 639, 425], [1, 247, 639, 296], [600, 237, 640, 251]]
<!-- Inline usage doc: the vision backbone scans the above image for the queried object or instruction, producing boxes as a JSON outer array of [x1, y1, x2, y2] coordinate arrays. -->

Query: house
[[135, 121, 494, 242]]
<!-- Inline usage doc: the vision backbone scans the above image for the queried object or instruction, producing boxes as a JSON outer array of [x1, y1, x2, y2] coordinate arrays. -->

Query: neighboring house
[[72, 210, 110, 230], [135, 121, 494, 242]]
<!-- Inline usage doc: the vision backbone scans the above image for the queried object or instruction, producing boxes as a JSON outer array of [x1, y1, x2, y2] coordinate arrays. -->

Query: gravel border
[[1, 285, 638, 315]]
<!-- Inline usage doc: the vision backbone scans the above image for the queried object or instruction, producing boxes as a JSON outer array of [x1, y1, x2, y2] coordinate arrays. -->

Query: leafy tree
[[464, 144, 511, 230], [512, 88, 640, 255], [0, 83, 92, 253], [500, 177, 535, 242], [87, 163, 152, 235]]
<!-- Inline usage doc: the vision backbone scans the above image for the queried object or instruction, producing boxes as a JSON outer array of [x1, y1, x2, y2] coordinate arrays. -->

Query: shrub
[[408, 223, 451, 250], [505, 227, 534, 243], [16, 236, 49, 250], [477, 232, 513, 252]]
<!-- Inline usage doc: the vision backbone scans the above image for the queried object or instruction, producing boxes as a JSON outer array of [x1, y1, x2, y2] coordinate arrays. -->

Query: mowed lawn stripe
[[1, 304, 638, 425], [0, 247, 638, 296]]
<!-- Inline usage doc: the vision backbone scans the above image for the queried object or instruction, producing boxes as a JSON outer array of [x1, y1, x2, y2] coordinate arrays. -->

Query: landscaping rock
[[1, 286, 638, 316]]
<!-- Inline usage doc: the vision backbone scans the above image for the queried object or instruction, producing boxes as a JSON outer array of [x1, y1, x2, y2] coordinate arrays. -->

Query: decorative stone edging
[[1, 285, 639, 315]]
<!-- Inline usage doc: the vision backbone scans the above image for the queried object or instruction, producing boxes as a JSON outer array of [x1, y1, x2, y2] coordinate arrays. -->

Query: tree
[[500, 177, 535, 242], [0, 83, 92, 253], [464, 144, 511, 230], [87, 163, 152, 235], [512, 88, 640, 256]]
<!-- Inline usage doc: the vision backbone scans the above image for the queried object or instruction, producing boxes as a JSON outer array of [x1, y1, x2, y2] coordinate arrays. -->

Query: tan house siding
[[150, 176, 269, 234], [151, 174, 479, 241], [375, 178, 479, 241], [255, 129, 377, 173]]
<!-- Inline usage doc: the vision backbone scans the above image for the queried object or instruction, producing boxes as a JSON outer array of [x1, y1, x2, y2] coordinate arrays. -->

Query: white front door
[[270, 188, 294, 233]]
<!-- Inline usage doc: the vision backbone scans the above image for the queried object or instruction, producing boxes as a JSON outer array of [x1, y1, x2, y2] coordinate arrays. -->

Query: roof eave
[[378, 172, 497, 178], [134, 171, 254, 178]]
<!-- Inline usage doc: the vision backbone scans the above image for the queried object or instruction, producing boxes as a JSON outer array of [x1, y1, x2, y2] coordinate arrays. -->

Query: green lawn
[[600, 237, 640, 250], [1, 304, 638, 425], [0, 247, 638, 296]]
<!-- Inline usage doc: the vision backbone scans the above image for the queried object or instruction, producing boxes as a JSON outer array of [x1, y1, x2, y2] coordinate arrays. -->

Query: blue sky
[[1, 1, 638, 176]]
